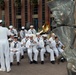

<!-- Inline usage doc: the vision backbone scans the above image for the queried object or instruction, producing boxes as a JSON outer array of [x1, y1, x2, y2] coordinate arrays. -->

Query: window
[[33, 18, 38, 31], [16, 19, 21, 31], [15, 0, 21, 15], [16, 6, 21, 15], [33, 5, 38, 14]]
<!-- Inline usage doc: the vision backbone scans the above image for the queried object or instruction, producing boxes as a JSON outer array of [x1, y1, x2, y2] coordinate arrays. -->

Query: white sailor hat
[[30, 25, 34, 28], [42, 34, 47, 37], [21, 26, 25, 29], [9, 25, 13, 28], [25, 34, 29, 37], [36, 33, 40, 35], [8, 38, 12, 41], [0, 20, 2, 23], [11, 34, 14, 36], [14, 36, 18, 38], [51, 33, 56, 36], [29, 34, 34, 37]]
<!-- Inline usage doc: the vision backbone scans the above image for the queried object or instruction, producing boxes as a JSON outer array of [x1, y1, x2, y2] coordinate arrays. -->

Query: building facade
[[0, 0, 76, 31]]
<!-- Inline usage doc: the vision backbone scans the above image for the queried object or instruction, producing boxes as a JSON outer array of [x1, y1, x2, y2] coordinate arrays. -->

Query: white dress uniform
[[26, 38, 38, 62], [0, 26, 11, 72], [44, 39, 55, 61], [28, 29, 36, 34], [10, 41, 21, 63], [9, 26, 18, 36], [20, 29, 27, 39], [49, 37, 59, 57], [56, 41, 64, 54], [21, 37, 28, 56], [34, 37, 45, 61]]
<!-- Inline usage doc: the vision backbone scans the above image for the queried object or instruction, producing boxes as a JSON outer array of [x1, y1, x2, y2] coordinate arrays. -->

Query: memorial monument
[[47, 0, 76, 75]]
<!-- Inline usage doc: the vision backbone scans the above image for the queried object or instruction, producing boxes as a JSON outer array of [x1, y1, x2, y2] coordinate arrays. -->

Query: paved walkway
[[0, 54, 67, 75]]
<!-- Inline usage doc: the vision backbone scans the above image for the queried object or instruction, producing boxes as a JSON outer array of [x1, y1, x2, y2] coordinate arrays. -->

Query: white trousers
[[10, 51, 20, 62], [45, 45, 55, 61], [0, 40, 11, 71], [21, 46, 27, 55], [53, 47, 59, 57], [39, 48, 45, 61], [27, 47, 38, 61], [58, 47, 64, 53]]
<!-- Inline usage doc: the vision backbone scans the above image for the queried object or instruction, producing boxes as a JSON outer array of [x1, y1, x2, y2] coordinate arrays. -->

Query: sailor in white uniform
[[42, 34, 55, 64], [21, 34, 29, 58], [49, 33, 59, 58], [20, 26, 27, 39], [28, 25, 36, 34], [8, 34, 14, 48], [34, 33, 45, 64], [55, 36, 64, 54], [0, 20, 11, 72], [26, 34, 38, 64], [10, 36, 21, 66], [55, 36, 66, 62], [9, 25, 18, 36]]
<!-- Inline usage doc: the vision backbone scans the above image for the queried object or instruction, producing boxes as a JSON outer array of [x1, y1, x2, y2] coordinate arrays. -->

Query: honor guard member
[[0, 20, 11, 72], [42, 34, 55, 64], [55, 36, 64, 54], [8, 34, 14, 47], [20, 26, 27, 39], [28, 25, 36, 34], [49, 33, 59, 58], [9, 25, 18, 36], [26, 34, 38, 64], [21, 34, 29, 59], [55, 36, 65, 62], [10, 36, 21, 66], [34, 33, 45, 64], [8, 34, 14, 42]]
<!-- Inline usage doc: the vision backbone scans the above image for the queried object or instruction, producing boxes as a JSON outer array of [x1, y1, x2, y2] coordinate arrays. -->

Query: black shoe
[[33, 60, 38, 64], [17, 62, 20, 65], [51, 61, 55, 64], [30, 61, 33, 64], [41, 61, 44, 64], [10, 62, 13, 66], [21, 55, 24, 59], [60, 58, 65, 62]]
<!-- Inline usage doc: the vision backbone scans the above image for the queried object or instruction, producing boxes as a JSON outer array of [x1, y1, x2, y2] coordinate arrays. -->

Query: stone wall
[[74, 0, 76, 24]]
